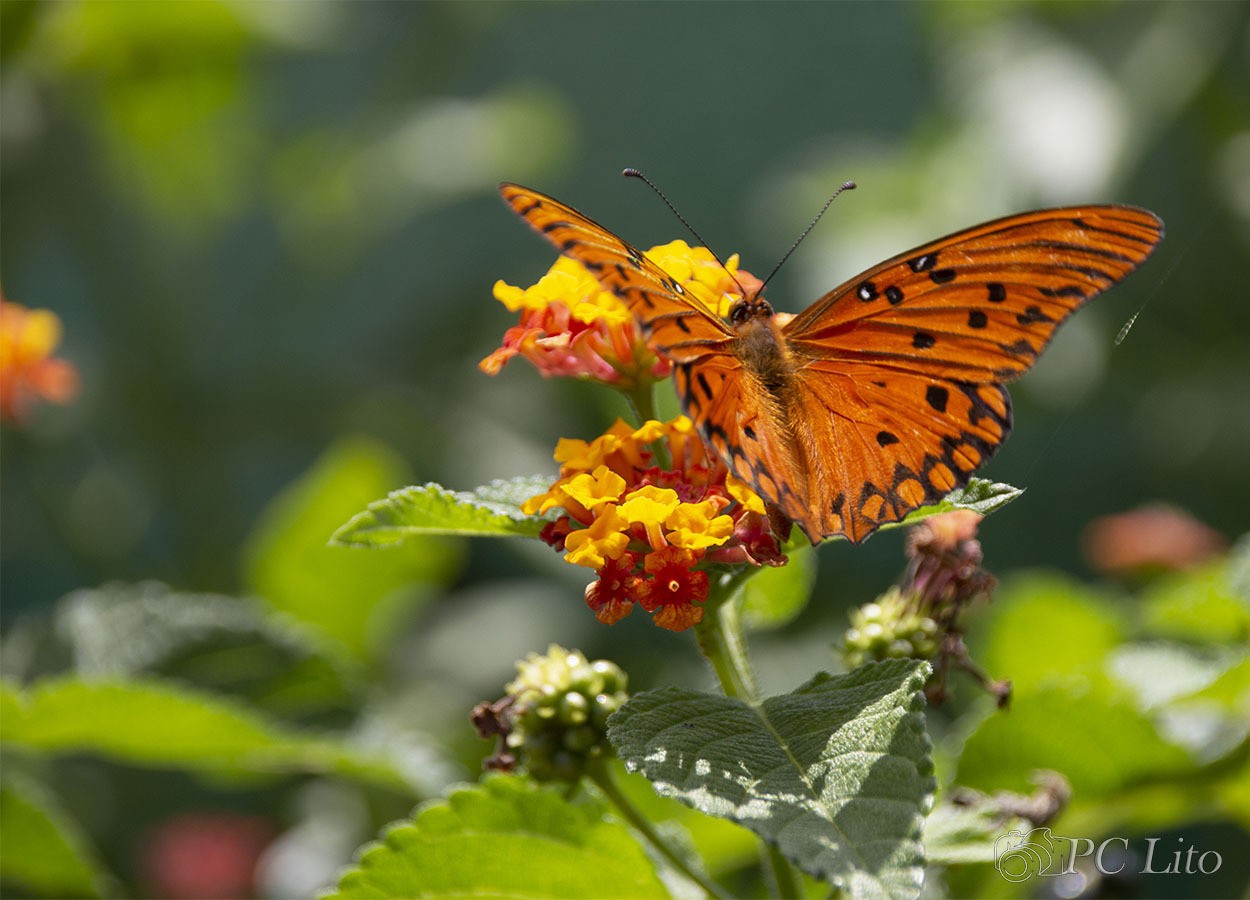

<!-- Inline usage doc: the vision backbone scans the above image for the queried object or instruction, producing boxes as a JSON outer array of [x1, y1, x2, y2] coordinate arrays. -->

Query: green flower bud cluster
[[843, 587, 940, 668], [505, 645, 628, 782]]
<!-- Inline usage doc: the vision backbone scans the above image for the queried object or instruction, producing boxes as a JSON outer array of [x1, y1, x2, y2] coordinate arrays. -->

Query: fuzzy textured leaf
[[0, 677, 406, 790], [609, 660, 934, 899], [323, 775, 669, 899], [331, 476, 552, 546], [888, 478, 1022, 531]]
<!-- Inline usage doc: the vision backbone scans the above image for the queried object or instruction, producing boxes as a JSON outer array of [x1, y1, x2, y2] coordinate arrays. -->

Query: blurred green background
[[2, 1, 1248, 897]]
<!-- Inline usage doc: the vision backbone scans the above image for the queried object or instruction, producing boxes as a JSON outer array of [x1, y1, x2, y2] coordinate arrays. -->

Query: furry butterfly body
[[500, 183, 1163, 544]]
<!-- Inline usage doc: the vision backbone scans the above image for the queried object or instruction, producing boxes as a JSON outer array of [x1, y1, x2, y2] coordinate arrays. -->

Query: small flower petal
[[563, 505, 631, 569]]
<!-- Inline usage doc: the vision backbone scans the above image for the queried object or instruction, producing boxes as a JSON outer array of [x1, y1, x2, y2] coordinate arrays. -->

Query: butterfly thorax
[[729, 297, 793, 394]]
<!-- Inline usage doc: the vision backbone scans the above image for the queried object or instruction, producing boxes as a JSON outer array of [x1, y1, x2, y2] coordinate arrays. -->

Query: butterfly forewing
[[784, 206, 1164, 382], [499, 184, 732, 362]]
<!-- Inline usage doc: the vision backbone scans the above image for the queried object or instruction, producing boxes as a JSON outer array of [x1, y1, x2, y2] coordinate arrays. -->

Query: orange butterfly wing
[[500, 184, 1163, 545], [499, 184, 733, 362], [777, 205, 1163, 542]]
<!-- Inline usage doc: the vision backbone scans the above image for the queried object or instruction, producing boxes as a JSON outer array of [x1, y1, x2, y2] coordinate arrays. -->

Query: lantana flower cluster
[[479, 240, 758, 388], [522, 417, 784, 631], [483, 238, 780, 632]]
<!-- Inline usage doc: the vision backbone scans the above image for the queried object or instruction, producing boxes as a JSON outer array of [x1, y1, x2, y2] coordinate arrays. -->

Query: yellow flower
[[483, 257, 667, 386], [563, 505, 631, 569], [554, 419, 635, 471], [667, 500, 734, 550], [561, 466, 627, 511], [619, 485, 681, 550], [726, 473, 766, 515], [527, 413, 789, 630]]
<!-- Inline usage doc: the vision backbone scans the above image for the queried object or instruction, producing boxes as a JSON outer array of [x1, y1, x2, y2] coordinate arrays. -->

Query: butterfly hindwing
[[499, 184, 733, 362], [787, 362, 1012, 542], [674, 355, 807, 521]]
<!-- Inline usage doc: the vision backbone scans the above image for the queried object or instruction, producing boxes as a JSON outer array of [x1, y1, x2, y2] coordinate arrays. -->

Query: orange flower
[[481, 241, 762, 390], [585, 553, 643, 625], [528, 416, 784, 631], [480, 255, 667, 387], [0, 296, 79, 424]]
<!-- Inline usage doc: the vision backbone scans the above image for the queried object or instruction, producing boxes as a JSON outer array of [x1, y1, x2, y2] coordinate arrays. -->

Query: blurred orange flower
[[1082, 504, 1227, 576], [0, 296, 79, 424]]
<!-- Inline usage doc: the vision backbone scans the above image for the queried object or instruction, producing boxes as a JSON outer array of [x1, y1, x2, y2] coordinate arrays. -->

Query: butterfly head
[[728, 294, 774, 328]]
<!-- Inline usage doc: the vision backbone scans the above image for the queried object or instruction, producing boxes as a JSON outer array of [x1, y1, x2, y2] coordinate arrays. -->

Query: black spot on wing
[[968, 310, 988, 329], [929, 268, 956, 284], [1001, 338, 1034, 357], [1017, 306, 1054, 326], [913, 332, 936, 350], [908, 252, 938, 273], [885, 286, 904, 305], [987, 282, 1006, 303], [876, 430, 899, 447], [1038, 286, 1085, 300], [926, 385, 949, 413]]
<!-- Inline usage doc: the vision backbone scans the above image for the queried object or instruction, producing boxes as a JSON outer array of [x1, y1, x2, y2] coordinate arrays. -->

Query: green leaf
[[243, 437, 462, 662], [331, 475, 552, 546], [887, 478, 1023, 532], [739, 546, 817, 631], [608, 660, 934, 899], [923, 800, 1027, 866], [53, 581, 361, 717], [323, 775, 670, 899], [0, 677, 407, 791], [955, 682, 1192, 798], [971, 574, 1127, 692], [0, 769, 111, 898], [1142, 561, 1250, 644]]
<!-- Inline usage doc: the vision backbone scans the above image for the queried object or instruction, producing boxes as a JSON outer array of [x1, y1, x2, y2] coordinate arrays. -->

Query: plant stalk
[[589, 761, 731, 899], [694, 570, 805, 898], [694, 570, 760, 704]]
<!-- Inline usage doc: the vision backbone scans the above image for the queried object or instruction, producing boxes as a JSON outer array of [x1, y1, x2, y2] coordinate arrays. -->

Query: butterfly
[[500, 182, 1163, 544]]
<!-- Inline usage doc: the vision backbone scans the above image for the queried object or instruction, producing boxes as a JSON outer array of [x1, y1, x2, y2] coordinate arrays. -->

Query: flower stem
[[695, 571, 804, 898], [589, 760, 731, 899], [622, 381, 672, 468], [764, 841, 803, 899], [624, 380, 657, 426], [694, 569, 759, 703]]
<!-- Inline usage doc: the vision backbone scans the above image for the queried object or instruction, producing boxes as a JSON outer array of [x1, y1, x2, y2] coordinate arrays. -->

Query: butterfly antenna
[[757, 180, 857, 296], [622, 167, 749, 298]]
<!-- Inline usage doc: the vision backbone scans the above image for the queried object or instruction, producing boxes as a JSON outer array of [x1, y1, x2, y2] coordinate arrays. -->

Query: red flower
[[637, 546, 710, 631], [139, 812, 273, 900], [585, 553, 643, 625]]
